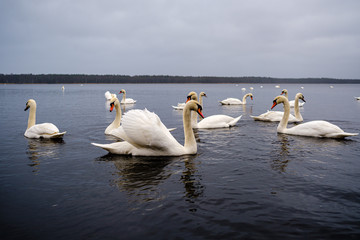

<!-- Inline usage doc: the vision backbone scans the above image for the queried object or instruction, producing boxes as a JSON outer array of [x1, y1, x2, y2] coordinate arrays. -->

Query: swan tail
[[327, 132, 359, 138], [172, 106, 183, 110], [91, 142, 119, 154], [229, 115, 242, 126], [49, 131, 66, 138], [250, 115, 264, 121], [91, 142, 134, 155]]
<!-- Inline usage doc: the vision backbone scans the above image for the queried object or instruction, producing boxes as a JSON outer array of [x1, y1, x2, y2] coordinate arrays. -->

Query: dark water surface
[[1, 83, 360, 239]]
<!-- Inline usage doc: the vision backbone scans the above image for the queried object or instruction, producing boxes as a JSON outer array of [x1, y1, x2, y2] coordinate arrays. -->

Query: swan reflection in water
[[271, 133, 351, 173], [270, 134, 291, 173], [220, 104, 253, 117], [96, 154, 204, 207], [26, 138, 65, 174]]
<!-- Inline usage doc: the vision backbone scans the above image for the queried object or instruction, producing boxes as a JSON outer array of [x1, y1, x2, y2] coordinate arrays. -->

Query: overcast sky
[[0, 0, 359, 78]]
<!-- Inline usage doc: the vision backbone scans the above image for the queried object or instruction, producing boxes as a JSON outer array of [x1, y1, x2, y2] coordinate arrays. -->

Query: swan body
[[24, 99, 66, 139], [281, 89, 305, 108], [92, 100, 204, 156], [119, 89, 136, 104], [251, 93, 305, 122], [196, 115, 242, 128], [271, 96, 358, 138], [187, 92, 242, 128], [220, 93, 253, 105]]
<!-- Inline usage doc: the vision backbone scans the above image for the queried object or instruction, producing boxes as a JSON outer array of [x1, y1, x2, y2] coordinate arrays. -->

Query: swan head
[[24, 99, 36, 111], [295, 93, 306, 102], [199, 92, 207, 98], [186, 91, 198, 103], [271, 96, 288, 109], [109, 96, 119, 112], [248, 93, 253, 100], [281, 89, 288, 95], [119, 89, 126, 94], [186, 100, 204, 118]]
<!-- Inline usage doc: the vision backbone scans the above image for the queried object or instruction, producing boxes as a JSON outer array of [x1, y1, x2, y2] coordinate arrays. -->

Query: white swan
[[271, 96, 358, 138], [250, 93, 305, 122], [172, 92, 195, 110], [220, 93, 253, 105], [281, 89, 305, 108], [187, 92, 242, 129], [104, 96, 122, 136], [91, 100, 204, 156], [119, 89, 136, 104], [24, 99, 66, 139], [105, 91, 117, 110]]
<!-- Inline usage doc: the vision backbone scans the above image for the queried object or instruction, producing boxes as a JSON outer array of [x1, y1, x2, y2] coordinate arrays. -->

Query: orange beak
[[250, 96, 253, 100], [185, 96, 191, 103], [197, 108, 204, 118], [110, 103, 114, 112], [271, 101, 277, 109]]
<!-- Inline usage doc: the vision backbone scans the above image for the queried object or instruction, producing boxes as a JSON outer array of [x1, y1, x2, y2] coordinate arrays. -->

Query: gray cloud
[[1, 0, 359, 78]]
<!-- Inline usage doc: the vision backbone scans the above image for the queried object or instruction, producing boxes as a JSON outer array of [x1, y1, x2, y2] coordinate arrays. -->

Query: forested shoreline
[[1, 74, 360, 84]]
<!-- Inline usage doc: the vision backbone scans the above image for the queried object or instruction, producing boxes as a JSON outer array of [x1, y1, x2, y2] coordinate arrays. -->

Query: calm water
[[1, 83, 360, 240]]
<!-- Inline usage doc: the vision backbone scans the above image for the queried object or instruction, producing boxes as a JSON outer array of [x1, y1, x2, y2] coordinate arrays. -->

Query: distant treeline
[[1, 74, 360, 84]]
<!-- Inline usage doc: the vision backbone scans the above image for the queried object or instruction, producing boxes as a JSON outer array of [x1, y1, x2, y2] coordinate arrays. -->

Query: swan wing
[[121, 109, 182, 150], [197, 115, 242, 128], [25, 123, 65, 138], [108, 126, 126, 139]]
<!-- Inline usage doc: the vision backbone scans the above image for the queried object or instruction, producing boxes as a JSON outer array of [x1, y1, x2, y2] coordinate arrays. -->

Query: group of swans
[[92, 100, 204, 156], [173, 92, 254, 109], [281, 89, 305, 108], [24, 87, 358, 157], [186, 91, 242, 129], [251, 93, 305, 122], [271, 95, 358, 138]]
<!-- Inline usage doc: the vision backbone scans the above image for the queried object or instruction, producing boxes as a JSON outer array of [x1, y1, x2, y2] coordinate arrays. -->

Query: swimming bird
[[220, 93, 253, 105], [92, 100, 204, 156], [24, 99, 66, 139], [271, 96, 358, 138], [172, 92, 195, 110], [251, 93, 305, 122], [119, 89, 136, 104], [105, 96, 122, 136], [281, 89, 305, 108]]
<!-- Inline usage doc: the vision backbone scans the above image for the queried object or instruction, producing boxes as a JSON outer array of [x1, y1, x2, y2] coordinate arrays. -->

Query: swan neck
[[294, 96, 303, 121], [27, 105, 36, 129], [242, 94, 247, 104], [199, 95, 203, 106], [183, 106, 197, 152], [113, 100, 122, 126], [278, 99, 290, 132], [284, 92, 288, 99]]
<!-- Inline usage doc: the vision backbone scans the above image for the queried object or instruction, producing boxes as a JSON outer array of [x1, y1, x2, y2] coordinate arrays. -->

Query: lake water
[[1, 83, 360, 239]]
